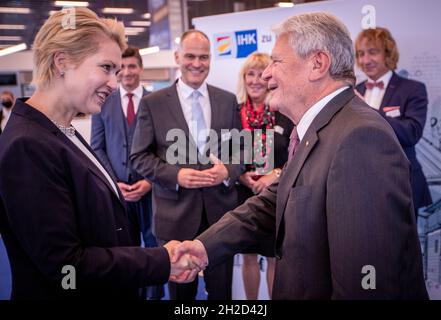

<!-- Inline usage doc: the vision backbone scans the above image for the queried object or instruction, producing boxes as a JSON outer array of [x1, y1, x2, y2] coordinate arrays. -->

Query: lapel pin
[[306, 141, 309, 147]]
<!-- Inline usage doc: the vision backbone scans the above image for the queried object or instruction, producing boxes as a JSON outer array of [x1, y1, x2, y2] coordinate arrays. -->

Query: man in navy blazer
[[172, 13, 427, 299], [355, 27, 432, 219], [91, 47, 163, 299]]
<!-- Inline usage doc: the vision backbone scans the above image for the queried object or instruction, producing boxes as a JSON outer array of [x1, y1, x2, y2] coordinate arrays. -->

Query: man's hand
[[177, 168, 215, 189], [239, 171, 257, 189], [117, 182, 132, 199], [173, 240, 209, 273], [117, 180, 152, 202], [251, 170, 278, 194]]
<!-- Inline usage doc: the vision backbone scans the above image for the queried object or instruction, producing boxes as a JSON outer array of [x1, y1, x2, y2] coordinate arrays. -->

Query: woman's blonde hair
[[236, 52, 271, 105], [32, 7, 127, 89]]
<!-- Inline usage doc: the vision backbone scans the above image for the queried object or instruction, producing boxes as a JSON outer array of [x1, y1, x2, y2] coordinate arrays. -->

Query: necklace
[[51, 120, 76, 137]]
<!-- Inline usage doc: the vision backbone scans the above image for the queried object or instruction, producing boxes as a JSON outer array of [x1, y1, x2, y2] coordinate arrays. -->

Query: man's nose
[[360, 54, 371, 65], [192, 58, 203, 68]]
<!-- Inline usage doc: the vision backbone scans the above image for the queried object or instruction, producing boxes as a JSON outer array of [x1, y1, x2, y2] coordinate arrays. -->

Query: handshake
[[164, 240, 209, 283]]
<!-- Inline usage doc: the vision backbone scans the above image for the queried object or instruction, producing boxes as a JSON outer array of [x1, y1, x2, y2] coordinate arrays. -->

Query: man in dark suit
[[355, 27, 432, 219], [91, 47, 163, 299], [130, 30, 243, 300], [173, 13, 428, 299]]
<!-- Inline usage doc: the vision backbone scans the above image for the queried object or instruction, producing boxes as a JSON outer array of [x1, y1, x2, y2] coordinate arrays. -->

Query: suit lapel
[[380, 72, 400, 110], [276, 132, 319, 236], [131, 88, 149, 129], [357, 81, 367, 96], [114, 89, 129, 142], [207, 85, 221, 133], [275, 88, 355, 237], [14, 100, 126, 208]]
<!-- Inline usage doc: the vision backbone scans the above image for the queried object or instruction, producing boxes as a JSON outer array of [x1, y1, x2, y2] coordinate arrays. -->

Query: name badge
[[274, 125, 284, 135]]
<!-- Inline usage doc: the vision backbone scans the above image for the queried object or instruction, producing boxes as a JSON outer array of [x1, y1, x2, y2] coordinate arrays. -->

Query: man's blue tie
[[191, 90, 207, 153]]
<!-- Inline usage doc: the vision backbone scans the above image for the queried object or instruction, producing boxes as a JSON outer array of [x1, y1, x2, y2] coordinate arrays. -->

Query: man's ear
[[53, 51, 68, 76], [309, 51, 331, 82]]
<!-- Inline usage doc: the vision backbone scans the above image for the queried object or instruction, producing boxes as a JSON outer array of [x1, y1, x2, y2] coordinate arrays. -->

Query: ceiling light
[[0, 24, 26, 30], [54, 1, 89, 7], [130, 21, 151, 27], [0, 7, 31, 14], [0, 36, 22, 41], [0, 43, 27, 57], [102, 7, 134, 14], [275, 2, 294, 7], [142, 13, 151, 19], [139, 46, 160, 55]]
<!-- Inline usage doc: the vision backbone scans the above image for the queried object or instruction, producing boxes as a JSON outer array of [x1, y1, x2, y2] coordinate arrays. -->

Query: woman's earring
[[60, 71, 65, 77]]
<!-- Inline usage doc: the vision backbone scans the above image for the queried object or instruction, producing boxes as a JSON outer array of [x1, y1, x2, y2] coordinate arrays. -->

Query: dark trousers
[[159, 211, 233, 300]]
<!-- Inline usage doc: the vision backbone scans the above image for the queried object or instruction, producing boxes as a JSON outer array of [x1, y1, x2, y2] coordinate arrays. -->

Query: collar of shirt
[[119, 84, 144, 100], [366, 70, 393, 89], [297, 86, 350, 141], [66, 134, 120, 198], [119, 84, 143, 116]]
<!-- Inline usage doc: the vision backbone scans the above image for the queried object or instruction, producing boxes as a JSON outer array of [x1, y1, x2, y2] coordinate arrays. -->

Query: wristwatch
[[273, 168, 282, 178]]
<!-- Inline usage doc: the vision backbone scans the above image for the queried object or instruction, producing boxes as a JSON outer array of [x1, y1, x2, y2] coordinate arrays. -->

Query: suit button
[[122, 162, 126, 166], [275, 254, 281, 260]]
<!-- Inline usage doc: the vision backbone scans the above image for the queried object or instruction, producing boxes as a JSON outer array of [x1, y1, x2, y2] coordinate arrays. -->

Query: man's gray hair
[[273, 12, 355, 84]]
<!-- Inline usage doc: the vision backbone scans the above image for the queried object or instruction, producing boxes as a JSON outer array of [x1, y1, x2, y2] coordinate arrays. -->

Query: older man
[[174, 13, 428, 299]]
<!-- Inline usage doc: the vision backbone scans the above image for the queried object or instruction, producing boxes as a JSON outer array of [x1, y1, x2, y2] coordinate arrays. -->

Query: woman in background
[[236, 52, 293, 299]]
